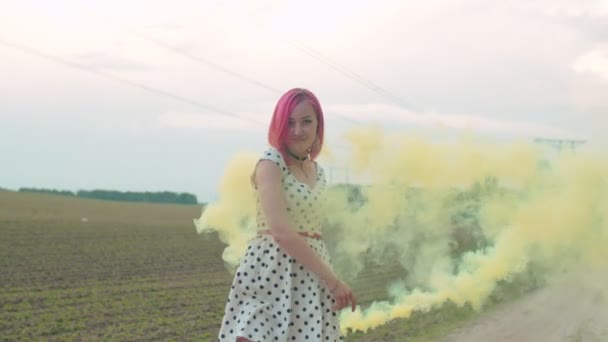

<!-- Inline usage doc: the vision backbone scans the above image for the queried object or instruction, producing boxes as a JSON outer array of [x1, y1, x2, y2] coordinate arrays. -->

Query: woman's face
[[286, 101, 318, 156]]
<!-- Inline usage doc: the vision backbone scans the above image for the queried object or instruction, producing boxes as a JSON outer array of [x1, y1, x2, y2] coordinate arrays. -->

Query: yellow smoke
[[193, 151, 258, 267], [195, 127, 608, 335], [336, 130, 607, 333]]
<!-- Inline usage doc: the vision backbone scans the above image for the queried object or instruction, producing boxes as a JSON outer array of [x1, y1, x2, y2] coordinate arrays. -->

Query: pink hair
[[268, 88, 325, 162]]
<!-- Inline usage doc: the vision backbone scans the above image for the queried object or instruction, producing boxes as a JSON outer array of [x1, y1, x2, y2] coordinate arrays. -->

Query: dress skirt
[[217, 235, 344, 341]]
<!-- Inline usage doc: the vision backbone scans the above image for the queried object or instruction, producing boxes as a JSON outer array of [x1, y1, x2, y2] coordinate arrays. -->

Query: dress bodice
[[255, 147, 327, 234]]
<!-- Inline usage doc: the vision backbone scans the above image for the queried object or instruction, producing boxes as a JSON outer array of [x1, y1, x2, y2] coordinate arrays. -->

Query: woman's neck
[[286, 149, 308, 162]]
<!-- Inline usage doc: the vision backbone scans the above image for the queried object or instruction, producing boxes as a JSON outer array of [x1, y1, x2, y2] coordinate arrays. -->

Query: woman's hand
[[331, 280, 357, 312]]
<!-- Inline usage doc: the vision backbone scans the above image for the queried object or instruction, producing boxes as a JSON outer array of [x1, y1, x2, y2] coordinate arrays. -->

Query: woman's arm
[[255, 159, 356, 312], [255, 160, 339, 286]]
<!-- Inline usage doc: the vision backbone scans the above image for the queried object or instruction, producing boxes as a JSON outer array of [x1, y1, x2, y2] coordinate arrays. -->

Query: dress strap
[[258, 147, 288, 182]]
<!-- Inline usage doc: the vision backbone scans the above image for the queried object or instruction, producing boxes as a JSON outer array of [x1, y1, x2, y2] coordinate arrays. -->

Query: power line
[[13, 3, 421, 127], [534, 137, 587, 151], [71, 3, 283, 94], [0, 38, 355, 153], [4, 8, 398, 128], [0, 39, 265, 126], [73, 5, 366, 126], [124, 29, 284, 95], [239, 6, 418, 113], [117, 27, 364, 126], [0, 38, 359, 170], [45, 2, 369, 126], [289, 42, 424, 114]]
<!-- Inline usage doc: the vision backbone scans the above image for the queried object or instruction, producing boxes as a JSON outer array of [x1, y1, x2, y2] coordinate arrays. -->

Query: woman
[[217, 88, 356, 341]]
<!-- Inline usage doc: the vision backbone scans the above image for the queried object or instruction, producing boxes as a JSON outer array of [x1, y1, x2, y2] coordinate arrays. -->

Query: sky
[[1, 0, 608, 203]]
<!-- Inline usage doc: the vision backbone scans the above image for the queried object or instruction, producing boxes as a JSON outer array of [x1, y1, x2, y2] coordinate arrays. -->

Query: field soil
[[444, 274, 608, 342], [3, 190, 605, 341]]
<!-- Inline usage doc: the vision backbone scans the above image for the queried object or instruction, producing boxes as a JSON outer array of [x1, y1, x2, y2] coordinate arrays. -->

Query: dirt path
[[444, 276, 608, 342]]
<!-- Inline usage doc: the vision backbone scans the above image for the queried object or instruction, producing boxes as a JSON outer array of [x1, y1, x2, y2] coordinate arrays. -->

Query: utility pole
[[533, 138, 587, 151]]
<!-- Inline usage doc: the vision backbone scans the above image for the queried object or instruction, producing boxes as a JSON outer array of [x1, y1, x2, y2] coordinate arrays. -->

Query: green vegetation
[[17, 187, 199, 205], [0, 190, 218, 340], [0, 190, 539, 340]]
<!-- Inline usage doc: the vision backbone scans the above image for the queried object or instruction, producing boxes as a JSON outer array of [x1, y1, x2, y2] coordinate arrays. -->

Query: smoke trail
[[193, 151, 258, 267], [335, 129, 608, 333], [195, 127, 608, 334]]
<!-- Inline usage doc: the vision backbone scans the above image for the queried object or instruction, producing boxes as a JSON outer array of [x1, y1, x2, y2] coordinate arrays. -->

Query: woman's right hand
[[331, 280, 357, 312]]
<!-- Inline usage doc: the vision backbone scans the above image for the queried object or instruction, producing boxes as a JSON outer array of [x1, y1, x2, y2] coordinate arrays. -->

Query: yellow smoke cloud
[[195, 127, 608, 335], [193, 151, 258, 267], [336, 129, 607, 333]]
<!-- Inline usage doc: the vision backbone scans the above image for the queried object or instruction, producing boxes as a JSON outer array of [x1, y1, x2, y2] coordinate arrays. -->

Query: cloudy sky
[[1, 0, 607, 202]]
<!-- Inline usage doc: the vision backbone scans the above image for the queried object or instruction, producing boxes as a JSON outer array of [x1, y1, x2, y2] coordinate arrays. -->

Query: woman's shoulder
[[251, 147, 287, 187], [260, 146, 285, 165]]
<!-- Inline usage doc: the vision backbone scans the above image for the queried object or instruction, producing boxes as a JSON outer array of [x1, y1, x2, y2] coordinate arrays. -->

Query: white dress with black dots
[[217, 147, 343, 342]]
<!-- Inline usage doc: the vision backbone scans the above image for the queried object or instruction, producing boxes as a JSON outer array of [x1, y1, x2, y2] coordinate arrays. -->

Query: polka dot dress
[[217, 147, 344, 342]]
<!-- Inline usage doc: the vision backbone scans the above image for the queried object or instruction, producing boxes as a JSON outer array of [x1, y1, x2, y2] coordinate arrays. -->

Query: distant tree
[[14, 187, 198, 204], [76, 189, 198, 204], [18, 188, 75, 197], [177, 192, 198, 204]]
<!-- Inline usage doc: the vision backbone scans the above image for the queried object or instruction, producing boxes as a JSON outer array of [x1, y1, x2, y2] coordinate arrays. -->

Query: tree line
[[17, 187, 199, 205]]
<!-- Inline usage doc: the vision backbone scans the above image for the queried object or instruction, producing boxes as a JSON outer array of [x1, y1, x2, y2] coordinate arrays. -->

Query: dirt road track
[[444, 277, 608, 342]]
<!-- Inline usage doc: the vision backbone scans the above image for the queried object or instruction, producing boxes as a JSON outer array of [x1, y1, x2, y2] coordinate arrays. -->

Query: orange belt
[[257, 229, 323, 240]]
